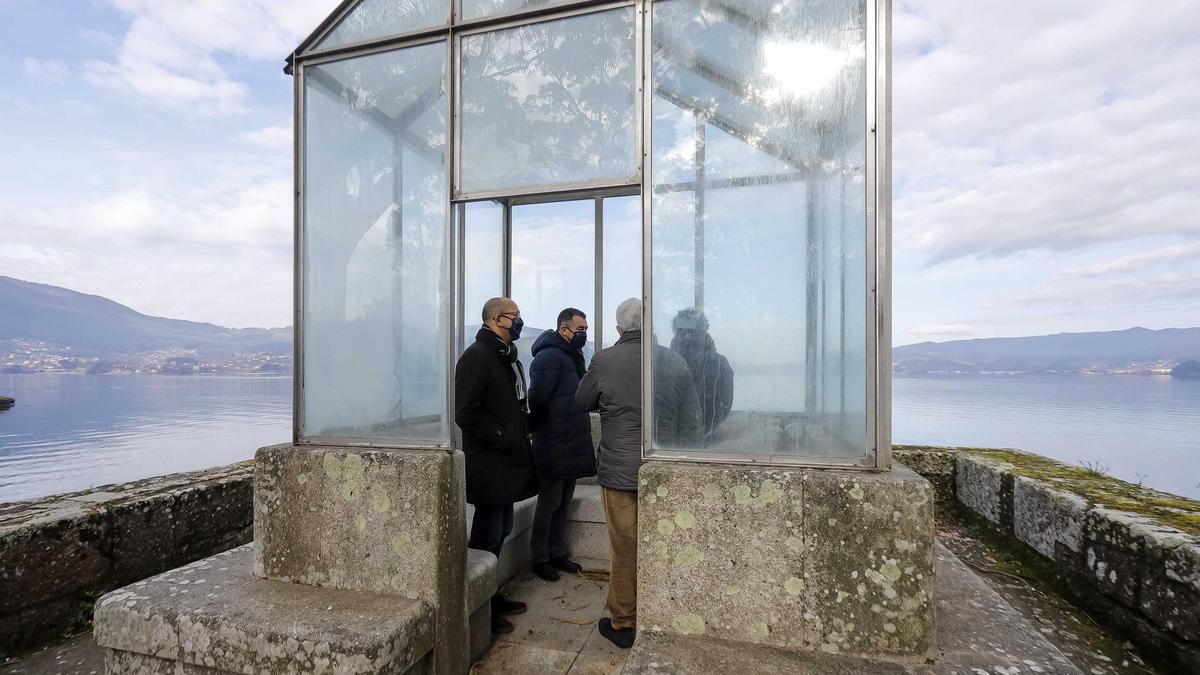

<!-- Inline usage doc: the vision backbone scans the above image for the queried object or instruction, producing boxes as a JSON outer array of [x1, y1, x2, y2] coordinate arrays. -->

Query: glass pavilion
[[289, 0, 891, 469]]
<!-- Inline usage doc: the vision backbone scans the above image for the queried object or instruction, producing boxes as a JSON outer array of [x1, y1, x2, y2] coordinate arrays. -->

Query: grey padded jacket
[[575, 330, 700, 492]]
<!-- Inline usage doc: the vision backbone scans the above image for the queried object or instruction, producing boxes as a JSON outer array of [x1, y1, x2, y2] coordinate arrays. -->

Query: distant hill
[[0, 276, 290, 357], [894, 327, 1200, 375]]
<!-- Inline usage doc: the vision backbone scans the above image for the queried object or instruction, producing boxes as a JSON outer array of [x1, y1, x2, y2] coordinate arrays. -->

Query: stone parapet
[[0, 462, 253, 658], [899, 445, 1200, 673], [636, 461, 935, 662]]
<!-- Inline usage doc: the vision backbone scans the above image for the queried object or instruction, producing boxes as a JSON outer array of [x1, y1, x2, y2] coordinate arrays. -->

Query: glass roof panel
[[314, 0, 449, 52]]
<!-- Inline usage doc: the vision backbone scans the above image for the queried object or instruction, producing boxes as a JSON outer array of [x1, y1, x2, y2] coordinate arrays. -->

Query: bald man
[[455, 297, 538, 635]]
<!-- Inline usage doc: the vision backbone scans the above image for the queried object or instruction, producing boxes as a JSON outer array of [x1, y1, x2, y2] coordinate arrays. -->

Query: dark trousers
[[531, 478, 576, 565], [469, 503, 515, 560]]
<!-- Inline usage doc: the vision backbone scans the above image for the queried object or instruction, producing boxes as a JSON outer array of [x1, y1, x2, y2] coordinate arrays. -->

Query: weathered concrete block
[[1084, 507, 1159, 609], [565, 521, 610, 561], [1139, 527, 1200, 641], [253, 444, 468, 675], [637, 463, 806, 649], [636, 462, 934, 662], [803, 466, 936, 660], [955, 455, 1011, 528], [1012, 476, 1087, 564], [892, 446, 957, 513], [0, 510, 110, 614], [95, 545, 433, 675]]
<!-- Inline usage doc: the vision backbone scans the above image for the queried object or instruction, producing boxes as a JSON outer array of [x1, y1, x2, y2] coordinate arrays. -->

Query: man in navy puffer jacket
[[527, 307, 598, 581]]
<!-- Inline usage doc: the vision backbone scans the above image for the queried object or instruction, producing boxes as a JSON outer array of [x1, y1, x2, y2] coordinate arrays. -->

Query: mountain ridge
[[0, 276, 290, 358]]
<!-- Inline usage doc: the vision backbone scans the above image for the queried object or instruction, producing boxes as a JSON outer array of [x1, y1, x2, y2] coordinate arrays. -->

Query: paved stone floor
[[0, 534, 1160, 675], [471, 559, 628, 675]]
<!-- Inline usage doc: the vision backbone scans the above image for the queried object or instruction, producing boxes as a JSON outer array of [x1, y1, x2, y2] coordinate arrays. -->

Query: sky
[[0, 0, 1197, 345]]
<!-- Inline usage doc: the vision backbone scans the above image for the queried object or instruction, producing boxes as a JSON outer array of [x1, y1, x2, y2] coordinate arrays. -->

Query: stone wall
[[897, 445, 1200, 673], [0, 462, 254, 657]]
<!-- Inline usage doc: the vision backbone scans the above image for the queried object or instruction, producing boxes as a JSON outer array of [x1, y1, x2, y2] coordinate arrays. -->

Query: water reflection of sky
[[0, 374, 291, 503]]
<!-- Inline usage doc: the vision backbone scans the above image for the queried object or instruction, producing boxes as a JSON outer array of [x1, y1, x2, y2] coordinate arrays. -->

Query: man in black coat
[[455, 296, 538, 634], [527, 307, 598, 582]]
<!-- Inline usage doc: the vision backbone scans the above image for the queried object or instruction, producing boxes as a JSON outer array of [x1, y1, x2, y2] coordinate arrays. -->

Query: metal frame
[[639, 0, 892, 471], [290, 0, 892, 467], [455, 185, 638, 354]]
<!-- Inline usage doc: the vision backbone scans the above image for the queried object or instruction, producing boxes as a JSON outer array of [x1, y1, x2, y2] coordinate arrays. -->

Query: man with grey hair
[[576, 298, 699, 648]]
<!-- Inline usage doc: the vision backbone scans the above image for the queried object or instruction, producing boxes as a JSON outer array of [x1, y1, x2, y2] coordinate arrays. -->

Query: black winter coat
[[455, 328, 538, 506], [528, 330, 598, 482], [670, 332, 734, 437]]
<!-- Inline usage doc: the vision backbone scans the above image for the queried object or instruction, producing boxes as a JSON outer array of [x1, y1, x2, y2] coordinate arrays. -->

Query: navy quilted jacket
[[528, 329, 598, 481]]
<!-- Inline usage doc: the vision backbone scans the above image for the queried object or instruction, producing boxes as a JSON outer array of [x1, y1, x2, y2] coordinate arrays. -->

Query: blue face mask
[[507, 316, 524, 341], [570, 330, 587, 350]]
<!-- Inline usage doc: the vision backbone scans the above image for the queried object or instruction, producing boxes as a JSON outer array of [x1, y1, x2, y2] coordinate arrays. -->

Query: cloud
[[22, 58, 70, 85], [1060, 241, 1200, 279], [239, 124, 293, 149], [893, 0, 1200, 266], [84, 0, 337, 115]]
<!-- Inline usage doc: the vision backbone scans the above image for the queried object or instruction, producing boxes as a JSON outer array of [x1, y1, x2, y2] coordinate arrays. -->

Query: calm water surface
[[894, 374, 1200, 499], [1, 373, 1197, 502], [0, 374, 291, 502]]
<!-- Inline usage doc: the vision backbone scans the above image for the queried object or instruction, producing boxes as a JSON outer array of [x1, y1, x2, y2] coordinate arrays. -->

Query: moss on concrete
[[896, 445, 1200, 536]]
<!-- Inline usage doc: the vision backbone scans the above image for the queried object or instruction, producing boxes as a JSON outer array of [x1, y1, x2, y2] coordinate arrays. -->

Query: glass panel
[[510, 199, 596, 373], [459, 8, 637, 195], [461, 0, 570, 22], [314, 0, 448, 51], [602, 195, 641, 348], [302, 42, 449, 442], [649, 0, 868, 458], [460, 201, 505, 352]]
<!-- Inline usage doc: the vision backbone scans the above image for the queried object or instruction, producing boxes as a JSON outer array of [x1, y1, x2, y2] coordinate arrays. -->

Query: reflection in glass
[[461, 0, 572, 21], [460, 201, 504, 351], [649, 0, 868, 457], [602, 195, 641, 348], [314, 0, 448, 51], [302, 42, 448, 442], [459, 8, 637, 195], [510, 199, 595, 373]]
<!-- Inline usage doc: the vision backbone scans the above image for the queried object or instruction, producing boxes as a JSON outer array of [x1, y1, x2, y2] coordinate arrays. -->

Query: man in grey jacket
[[576, 298, 699, 648]]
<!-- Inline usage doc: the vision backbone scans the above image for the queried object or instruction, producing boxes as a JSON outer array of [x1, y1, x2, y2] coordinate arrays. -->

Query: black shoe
[[532, 562, 560, 581], [492, 615, 514, 635], [492, 595, 527, 616], [598, 617, 635, 649], [551, 557, 583, 574]]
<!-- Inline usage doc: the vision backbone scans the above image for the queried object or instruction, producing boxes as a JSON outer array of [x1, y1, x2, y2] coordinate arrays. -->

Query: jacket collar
[[476, 327, 517, 363], [615, 330, 641, 345]]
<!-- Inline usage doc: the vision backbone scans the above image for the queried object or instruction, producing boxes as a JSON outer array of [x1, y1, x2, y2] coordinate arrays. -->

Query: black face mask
[[506, 316, 524, 341]]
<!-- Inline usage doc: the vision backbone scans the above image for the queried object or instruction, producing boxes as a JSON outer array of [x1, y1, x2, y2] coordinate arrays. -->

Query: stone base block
[[637, 462, 935, 662], [253, 444, 467, 675], [566, 521, 610, 562], [94, 545, 433, 674]]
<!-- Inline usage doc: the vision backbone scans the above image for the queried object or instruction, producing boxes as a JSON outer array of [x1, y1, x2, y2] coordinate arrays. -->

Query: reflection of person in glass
[[454, 297, 537, 636], [670, 308, 734, 440], [576, 298, 699, 649], [527, 308, 597, 582]]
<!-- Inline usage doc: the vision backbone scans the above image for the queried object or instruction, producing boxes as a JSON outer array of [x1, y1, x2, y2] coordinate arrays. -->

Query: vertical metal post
[[595, 196, 604, 350], [693, 113, 706, 313], [503, 200, 512, 297], [804, 178, 820, 416]]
